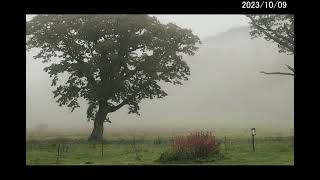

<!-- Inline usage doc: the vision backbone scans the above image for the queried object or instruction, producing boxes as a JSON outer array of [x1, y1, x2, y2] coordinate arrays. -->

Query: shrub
[[158, 131, 220, 163], [173, 131, 219, 158]]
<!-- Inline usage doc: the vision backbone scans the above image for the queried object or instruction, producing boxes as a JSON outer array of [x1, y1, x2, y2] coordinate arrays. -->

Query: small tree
[[247, 14, 294, 76], [26, 15, 201, 141]]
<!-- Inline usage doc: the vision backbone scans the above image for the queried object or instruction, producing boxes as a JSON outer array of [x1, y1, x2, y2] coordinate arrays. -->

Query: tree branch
[[256, 25, 294, 53], [260, 71, 294, 76], [108, 79, 152, 113], [262, 21, 294, 46], [283, 24, 294, 40], [108, 65, 178, 113], [285, 64, 294, 72], [248, 16, 294, 53], [104, 117, 112, 123], [87, 41, 95, 58], [67, 52, 98, 88]]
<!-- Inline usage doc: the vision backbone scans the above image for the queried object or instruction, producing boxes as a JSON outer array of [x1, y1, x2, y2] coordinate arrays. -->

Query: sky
[[26, 14, 250, 39], [151, 15, 250, 39]]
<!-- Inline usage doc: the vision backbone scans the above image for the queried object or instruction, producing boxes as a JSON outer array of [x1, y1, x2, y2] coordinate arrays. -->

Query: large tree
[[247, 14, 294, 76], [26, 15, 201, 141]]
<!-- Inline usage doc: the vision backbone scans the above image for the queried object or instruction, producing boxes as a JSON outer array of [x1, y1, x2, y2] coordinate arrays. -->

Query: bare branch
[[285, 64, 294, 72], [260, 71, 294, 76], [104, 117, 112, 123]]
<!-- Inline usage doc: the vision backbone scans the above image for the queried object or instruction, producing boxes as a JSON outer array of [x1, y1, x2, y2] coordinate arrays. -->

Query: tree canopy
[[247, 14, 294, 76], [26, 15, 201, 124]]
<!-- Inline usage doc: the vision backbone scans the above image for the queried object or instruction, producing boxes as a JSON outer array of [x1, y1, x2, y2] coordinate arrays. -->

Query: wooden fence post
[[224, 136, 227, 151], [56, 144, 61, 164], [101, 139, 104, 159]]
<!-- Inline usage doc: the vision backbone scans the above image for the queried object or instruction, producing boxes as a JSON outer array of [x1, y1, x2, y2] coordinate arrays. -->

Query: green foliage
[[26, 15, 201, 121], [247, 14, 294, 55]]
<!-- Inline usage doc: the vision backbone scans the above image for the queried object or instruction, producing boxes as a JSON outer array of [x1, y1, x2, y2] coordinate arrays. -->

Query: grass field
[[26, 130, 294, 165]]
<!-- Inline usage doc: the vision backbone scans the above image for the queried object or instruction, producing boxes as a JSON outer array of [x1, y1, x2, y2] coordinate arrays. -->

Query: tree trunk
[[88, 102, 108, 142], [88, 119, 104, 142]]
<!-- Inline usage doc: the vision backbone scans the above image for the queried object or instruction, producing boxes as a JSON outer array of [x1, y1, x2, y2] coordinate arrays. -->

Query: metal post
[[252, 134, 255, 152], [251, 128, 256, 152]]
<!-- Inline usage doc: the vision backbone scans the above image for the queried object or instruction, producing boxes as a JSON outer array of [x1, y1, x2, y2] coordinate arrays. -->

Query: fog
[[26, 15, 293, 131]]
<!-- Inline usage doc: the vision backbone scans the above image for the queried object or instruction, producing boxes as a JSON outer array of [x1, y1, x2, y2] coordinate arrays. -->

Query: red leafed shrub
[[157, 131, 221, 163], [172, 131, 219, 159]]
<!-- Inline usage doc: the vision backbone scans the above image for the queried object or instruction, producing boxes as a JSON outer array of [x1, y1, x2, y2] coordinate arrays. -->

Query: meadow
[[26, 128, 294, 165]]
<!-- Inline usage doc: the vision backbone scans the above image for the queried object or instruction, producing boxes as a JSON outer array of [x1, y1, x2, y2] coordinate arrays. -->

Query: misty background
[[26, 15, 294, 131]]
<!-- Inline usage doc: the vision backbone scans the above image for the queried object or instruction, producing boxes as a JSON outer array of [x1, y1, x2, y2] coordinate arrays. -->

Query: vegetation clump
[[157, 131, 221, 163]]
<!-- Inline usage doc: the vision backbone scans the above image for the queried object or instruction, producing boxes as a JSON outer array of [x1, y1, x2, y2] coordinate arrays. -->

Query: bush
[[157, 131, 220, 163]]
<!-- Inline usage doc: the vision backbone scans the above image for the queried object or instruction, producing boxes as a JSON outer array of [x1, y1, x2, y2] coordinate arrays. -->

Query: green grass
[[26, 135, 293, 165]]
